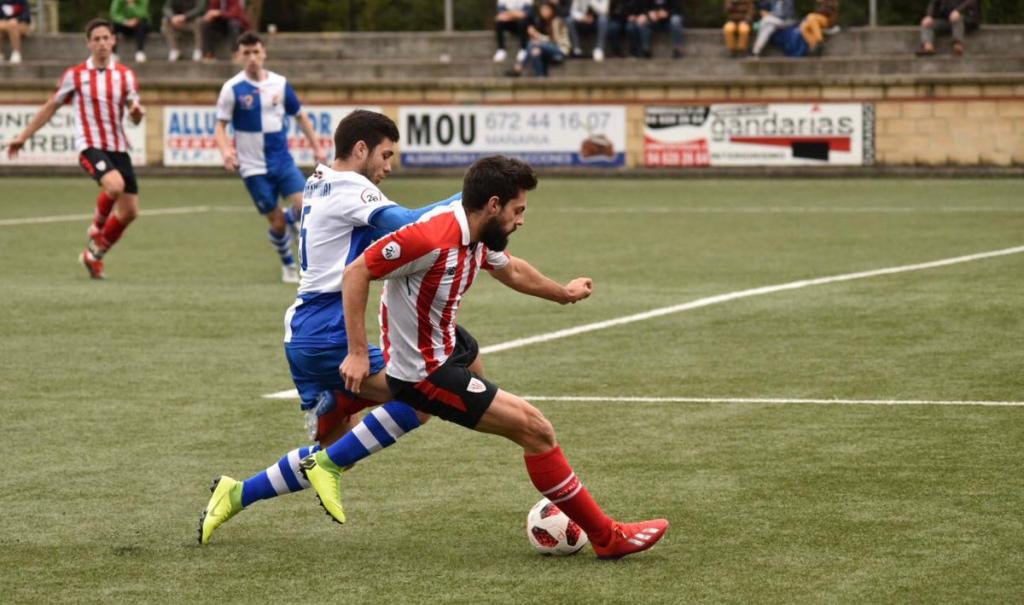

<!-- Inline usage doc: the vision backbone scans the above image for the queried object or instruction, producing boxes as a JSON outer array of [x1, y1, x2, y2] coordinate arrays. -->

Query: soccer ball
[[526, 498, 589, 556]]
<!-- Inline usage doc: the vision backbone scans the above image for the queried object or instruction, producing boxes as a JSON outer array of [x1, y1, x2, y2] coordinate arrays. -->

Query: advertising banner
[[163, 105, 376, 167], [0, 105, 146, 166], [399, 105, 626, 167], [644, 104, 874, 167]]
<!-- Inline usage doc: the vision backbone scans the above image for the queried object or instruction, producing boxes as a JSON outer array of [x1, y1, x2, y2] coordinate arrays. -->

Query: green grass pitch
[[1, 176, 1022, 603]]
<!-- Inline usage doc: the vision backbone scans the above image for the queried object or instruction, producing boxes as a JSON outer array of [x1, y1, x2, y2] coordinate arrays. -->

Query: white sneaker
[[593, 48, 604, 62], [281, 264, 299, 284], [492, 49, 507, 63], [515, 49, 527, 63], [168, 49, 180, 62], [10, 50, 22, 64], [135, 51, 147, 63], [192, 48, 203, 62]]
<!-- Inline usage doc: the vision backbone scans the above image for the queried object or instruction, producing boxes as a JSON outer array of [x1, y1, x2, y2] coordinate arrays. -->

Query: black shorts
[[79, 148, 139, 194], [386, 325, 500, 429]]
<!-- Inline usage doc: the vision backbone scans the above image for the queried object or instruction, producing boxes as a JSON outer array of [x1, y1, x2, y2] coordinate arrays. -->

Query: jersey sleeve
[[331, 183, 397, 228], [481, 247, 510, 271], [122, 67, 141, 105], [283, 82, 301, 116], [364, 215, 460, 280], [52, 69, 76, 105], [215, 81, 234, 122], [366, 192, 461, 240]]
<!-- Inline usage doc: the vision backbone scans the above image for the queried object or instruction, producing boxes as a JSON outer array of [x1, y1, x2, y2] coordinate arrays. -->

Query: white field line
[[262, 390, 1022, 407], [264, 243, 1024, 400], [481, 244, 1024, 354], [0, 205, 211, 226], [546, 206, 1024, 214], [520, 396, 1024, 407]]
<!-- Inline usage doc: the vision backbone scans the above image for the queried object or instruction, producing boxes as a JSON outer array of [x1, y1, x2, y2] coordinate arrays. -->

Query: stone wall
[[3, 79, 1023, 167]]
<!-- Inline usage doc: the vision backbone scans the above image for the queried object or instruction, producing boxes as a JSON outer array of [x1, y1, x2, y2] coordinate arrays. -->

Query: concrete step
[[3, 53, 1018, 84], [15, 26, 1022, 63]]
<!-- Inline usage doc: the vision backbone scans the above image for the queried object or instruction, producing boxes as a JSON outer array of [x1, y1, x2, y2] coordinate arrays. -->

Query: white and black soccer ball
[[526, 498, 589, 556]]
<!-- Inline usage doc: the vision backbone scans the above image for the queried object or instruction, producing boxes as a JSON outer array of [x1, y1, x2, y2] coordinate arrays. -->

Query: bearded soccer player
[[7, 18, 145, 279], [199, 111, 469, 544], [301, 156, 669, 559], [214, 31, 326, 283]]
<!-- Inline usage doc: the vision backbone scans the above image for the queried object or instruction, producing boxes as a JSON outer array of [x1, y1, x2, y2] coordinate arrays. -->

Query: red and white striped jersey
[[364, 200, 509, 383], [52, 57, 140, 153]]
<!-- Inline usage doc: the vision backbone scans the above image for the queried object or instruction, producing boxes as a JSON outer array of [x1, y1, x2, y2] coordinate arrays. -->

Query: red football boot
[[79, 249, 105, 279], [591, 519, 669, 560]]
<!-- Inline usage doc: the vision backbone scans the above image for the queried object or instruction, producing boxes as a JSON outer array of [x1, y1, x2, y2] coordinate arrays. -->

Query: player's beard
[[481, 216, 510, 251]]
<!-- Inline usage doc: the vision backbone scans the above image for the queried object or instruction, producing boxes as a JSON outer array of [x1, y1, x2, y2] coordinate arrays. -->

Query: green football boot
[[197, 476, 243, 545], [300, 451, 346, 524]]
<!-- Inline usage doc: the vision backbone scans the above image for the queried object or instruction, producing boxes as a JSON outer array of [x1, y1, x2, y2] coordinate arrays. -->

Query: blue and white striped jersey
[[216, 70, 301, 177]]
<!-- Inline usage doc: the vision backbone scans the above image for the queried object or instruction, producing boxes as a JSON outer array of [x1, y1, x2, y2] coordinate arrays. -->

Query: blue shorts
[[243, 164, 306, 215], [285, 344, 386, 410]]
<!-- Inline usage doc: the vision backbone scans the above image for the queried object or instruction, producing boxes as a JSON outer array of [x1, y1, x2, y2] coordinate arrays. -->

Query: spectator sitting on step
[[567, 0, 609, 62], [494, 0, 533, 63], [605, 0, 630, 57], [799, 0, 839, 56], [917, 0, 978, 56], [507, 1, 570, 77], [0, 0, 30, 64], [723, 0, 755, 57], [201, 0, 249, 62], [162, 0, 207, 62], [623, 0, 652, 58], [751, 0, 795, 58], [111, 0, 151, 63], [641, 0, 684, 58]]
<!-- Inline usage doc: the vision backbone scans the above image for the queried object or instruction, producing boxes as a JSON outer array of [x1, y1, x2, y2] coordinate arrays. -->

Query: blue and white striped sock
[[323, 402, 421, 468], [268, 228, 295, 266], [240, 444, 320, 507]]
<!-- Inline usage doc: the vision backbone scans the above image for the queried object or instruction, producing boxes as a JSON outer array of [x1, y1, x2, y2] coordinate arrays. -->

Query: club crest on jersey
[[240, 94, 255, 109], [360, 189, 382, 205], [96, 160, 107, 171], [467, 378, 487, 394], [381, 242, 401, 261]]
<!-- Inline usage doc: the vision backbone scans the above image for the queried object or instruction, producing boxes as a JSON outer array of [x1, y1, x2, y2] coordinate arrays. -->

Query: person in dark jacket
[[200, 0, 250, 62], [639, 0, 684, 58], [917, 0, 979, 56], [162, 0, 207, 62]]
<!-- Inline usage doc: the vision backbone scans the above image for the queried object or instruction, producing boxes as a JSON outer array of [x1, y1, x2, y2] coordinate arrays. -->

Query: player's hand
[[221, 149, 239, 172], [340, 352, 370, 394], [6, 136, 25, 159], [128, 100, 145, 125], [563, 277, 593, 304]]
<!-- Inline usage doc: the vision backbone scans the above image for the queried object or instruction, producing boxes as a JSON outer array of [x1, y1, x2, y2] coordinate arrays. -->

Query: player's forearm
[[296, 114, 320, 152], [494, 258, 572, 303], [213, 122, 232, 156], [341, 259, 373, 354], [17, 100, 58, 142]]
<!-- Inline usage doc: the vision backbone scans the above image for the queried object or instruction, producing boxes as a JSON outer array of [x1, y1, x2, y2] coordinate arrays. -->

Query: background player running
[[7, 18, 145, 280], [214, 31, 326, 283]]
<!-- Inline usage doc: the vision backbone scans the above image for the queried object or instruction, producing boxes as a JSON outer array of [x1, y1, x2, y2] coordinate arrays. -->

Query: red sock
[[524, 445, 614, 546], [93, 191, 116, 229], [99, 214, 127, 251]]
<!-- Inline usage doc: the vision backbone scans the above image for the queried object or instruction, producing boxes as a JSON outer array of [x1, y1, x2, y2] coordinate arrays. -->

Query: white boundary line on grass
[[481, 244, 1024, 354], [547, 206, 1024, 214], [262, 391, 1023, 407], [265, 243, 1024, 402], [0, 205, 211, 226]]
